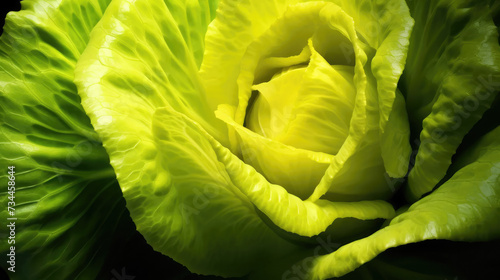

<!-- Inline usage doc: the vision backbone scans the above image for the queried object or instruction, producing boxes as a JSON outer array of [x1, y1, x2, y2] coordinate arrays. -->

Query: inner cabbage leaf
[[205, 0, 413, 204]]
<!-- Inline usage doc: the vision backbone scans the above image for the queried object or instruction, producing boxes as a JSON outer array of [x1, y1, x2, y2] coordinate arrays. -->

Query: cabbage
[[0, 0, 499, 279]]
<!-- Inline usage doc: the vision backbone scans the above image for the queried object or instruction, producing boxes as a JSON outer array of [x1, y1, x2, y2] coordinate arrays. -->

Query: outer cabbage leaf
[[301, 126, 500, 279], [400, 0, 500, 201], [0, 0, 136, 279]]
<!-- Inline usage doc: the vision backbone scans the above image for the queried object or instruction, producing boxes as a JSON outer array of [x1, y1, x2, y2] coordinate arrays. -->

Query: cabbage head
[[0, 0, 500, 279]]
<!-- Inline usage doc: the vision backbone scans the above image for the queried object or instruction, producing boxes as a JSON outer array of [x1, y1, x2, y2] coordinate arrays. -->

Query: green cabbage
[[0, 0, 499, 279]]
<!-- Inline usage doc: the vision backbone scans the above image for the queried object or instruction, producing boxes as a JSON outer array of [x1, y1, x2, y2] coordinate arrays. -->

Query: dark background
[[0, 1, 499, 280]]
